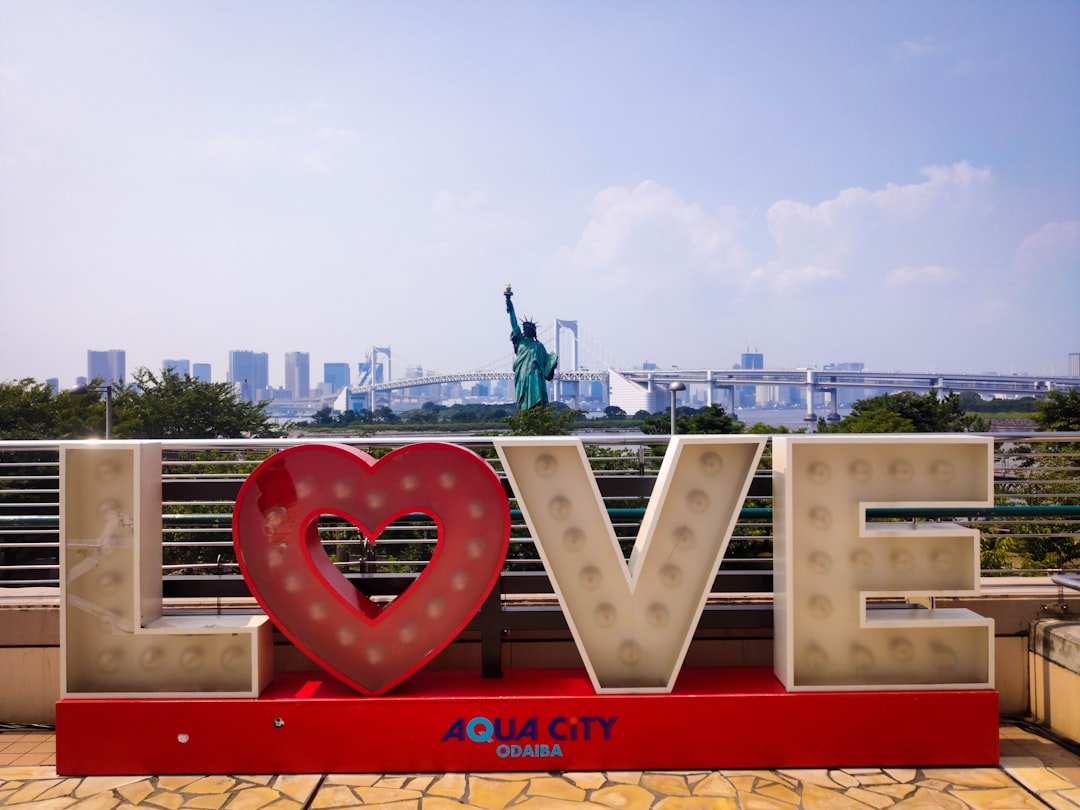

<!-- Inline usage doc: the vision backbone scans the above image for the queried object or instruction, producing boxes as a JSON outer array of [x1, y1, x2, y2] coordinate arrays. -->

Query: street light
[[668, 381, 686, 435], [69, 383, 114, 440]]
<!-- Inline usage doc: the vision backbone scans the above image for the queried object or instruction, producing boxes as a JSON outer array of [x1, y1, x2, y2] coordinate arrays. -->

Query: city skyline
[[34, 341, 1080, 396], [1, 3, 1078, 387]]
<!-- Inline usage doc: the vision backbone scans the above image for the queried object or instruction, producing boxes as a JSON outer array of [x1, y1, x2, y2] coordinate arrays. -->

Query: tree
[[685, 404, 745, 434], [112, 368, 274, 439], [372, 406, 398, 424], [503, 405, 581, 436], [817, 391, 986, 433], [746, 421, 793, 434], [641, 404, 743, 434], [604, 405, 627, 420], [0, 379, 100, 439], [999, 388, 1080, 570], [1034, 389, 1080, 431]]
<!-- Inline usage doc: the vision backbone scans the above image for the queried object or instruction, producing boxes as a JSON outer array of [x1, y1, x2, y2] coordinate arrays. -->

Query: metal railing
[[2, 433, 1078, 592]]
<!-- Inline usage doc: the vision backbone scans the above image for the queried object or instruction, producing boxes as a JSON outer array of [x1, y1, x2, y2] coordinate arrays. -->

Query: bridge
[[340, 366, 1078, 423], [327, 320, 1078, 419]]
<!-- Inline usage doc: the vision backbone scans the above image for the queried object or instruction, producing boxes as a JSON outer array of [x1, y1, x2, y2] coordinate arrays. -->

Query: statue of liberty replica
[[505, 285, 558, 410]]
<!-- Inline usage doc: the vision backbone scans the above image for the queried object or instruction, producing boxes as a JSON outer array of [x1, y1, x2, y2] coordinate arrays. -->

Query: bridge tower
[[554, 319, 580, 407], [803, 369, 818, 429], [364, 346, 391, 411]]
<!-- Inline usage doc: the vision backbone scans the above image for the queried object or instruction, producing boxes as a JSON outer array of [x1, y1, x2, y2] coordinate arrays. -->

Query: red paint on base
[[56, 667, 999, 775]]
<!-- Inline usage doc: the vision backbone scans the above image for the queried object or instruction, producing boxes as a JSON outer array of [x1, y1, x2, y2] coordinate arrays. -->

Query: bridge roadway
[[352, 367, 1078, 418]]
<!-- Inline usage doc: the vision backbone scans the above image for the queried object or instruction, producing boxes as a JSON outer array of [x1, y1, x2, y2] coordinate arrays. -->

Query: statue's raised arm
[[503, 284, 557, 411], [505, 285, 521, 336]]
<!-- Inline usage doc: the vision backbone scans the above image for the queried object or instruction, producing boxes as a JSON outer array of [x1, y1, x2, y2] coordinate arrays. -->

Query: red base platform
[[56, 667, 999, 775]]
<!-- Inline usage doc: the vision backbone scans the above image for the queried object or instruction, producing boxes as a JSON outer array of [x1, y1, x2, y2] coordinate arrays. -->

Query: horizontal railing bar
[[15, 504, 1063, 524]]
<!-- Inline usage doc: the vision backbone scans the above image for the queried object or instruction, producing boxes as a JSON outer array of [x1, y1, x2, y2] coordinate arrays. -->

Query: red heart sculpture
[[233, 443, 510, 695]]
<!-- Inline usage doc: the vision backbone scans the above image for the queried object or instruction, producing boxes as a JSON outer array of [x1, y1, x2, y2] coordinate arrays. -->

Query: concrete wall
[[1029, 619, 1080, 742], [3, 593, 1065, 726]]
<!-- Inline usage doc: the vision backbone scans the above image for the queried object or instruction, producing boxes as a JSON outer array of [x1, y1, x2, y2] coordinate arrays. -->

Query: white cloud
[[895, 35, 939, 60], [752, 162, 994, 294], [885, 264, 960, 287], [297, 152, 331, 175], [317, 126, 357, 140], [556, 180, 744, 287], [198, 134, 276, 170], [1014, 220, 1080, 275], [432, 189, 490, 215], [396, 188, 526, 274], [745, 262, 841, 294]]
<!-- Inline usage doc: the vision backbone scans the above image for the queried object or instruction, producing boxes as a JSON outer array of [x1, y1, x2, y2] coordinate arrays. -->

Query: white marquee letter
[[61, 443, 271, 697], [773, 435, 993, 691], [496, 436, 766, 693]]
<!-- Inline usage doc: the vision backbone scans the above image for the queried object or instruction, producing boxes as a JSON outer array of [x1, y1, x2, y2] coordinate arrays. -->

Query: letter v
[[495, 436, 766, 693]]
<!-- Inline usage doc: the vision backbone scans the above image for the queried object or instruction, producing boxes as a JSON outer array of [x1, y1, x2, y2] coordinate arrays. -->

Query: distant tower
[[193, 363, 212, 383], [163, 358, 190, 377], [740, 352, 764, 370], [554, 319, 579, 405], [323, 362, 351, 393], [1070, 353, 1080, 377], [285, 352, 310, 399], [87, 350, 125, 386], [228, 350, 269, 401], [739, 351, 764, 408], [357, 347, 392, 410]]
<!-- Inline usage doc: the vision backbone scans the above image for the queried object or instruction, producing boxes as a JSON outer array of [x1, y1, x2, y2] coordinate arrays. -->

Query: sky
[[1, 1, 1078, 390]]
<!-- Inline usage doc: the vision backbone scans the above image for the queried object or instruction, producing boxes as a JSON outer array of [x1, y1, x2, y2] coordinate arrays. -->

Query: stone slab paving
[[2, 724, 1080, 808]]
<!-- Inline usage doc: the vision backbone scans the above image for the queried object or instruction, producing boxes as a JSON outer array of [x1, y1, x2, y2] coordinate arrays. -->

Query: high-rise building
[[1070, 353, 1080, 377], [285, 352, 310, 399], [163, 359, 190, 377], [193, 363, 212, 383], [740, 352, 764, 370], [738, 352, 764, 408], [323, 363, 351, 393], [228, 350, 269, 401], [87, 350, 125, 386]]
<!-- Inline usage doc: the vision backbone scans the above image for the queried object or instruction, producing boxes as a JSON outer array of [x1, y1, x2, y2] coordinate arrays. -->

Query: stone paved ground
[[2, 723, 1079, 808]]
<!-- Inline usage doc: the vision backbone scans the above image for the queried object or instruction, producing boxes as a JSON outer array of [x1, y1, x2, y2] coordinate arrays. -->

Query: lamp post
[[69, 383, 114, 439], [668, 381, 686, 435]]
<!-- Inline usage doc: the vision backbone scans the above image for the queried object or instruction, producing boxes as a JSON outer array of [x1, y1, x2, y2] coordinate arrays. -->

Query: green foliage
[[685, 404, 746, 434], [746, 421, 794, 434], [0, 379, 100, 439], [1034, 389, 1080, 431], [989, 388, 1080, 570], [641, 404, 744, 435], [979, 535, 1016, 572], [816, 391, 986, 433], [503, 405, 582, 436], [957, 391, 1040, 415], [115, 369, 275, 439], [0, 372, 274, 440], [300, 402, 513, 433]]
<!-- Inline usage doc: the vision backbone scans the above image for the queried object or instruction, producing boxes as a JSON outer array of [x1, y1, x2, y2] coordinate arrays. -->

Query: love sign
[[59, 435, 993, 700]]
